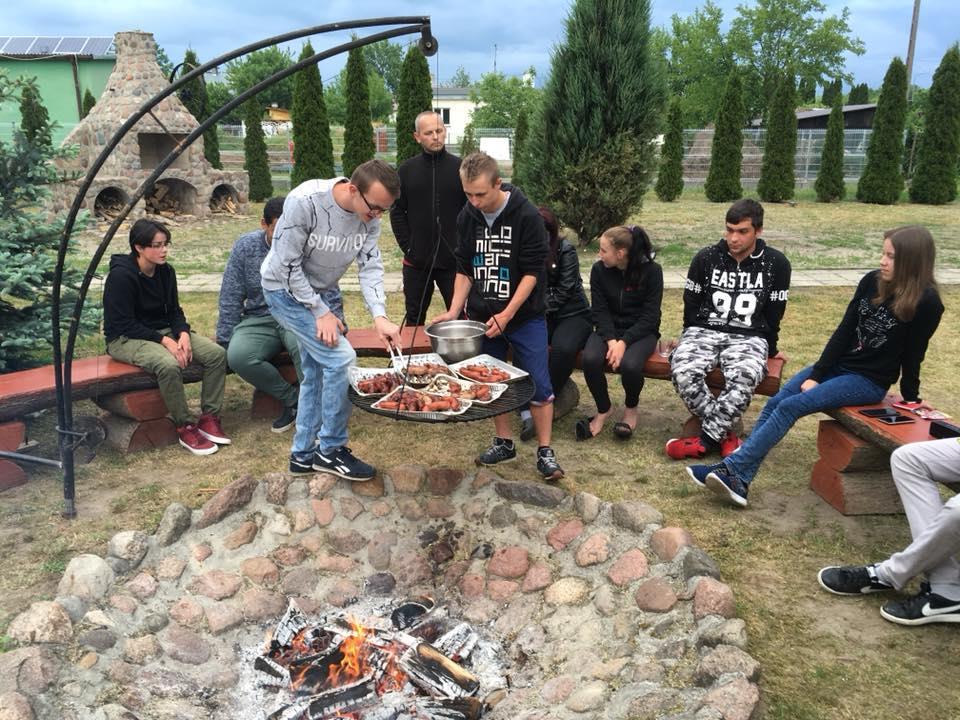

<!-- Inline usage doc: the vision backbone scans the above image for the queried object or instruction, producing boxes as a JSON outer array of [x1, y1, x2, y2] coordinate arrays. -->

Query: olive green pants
[[106, 329, 226, 427], [226, 314, 302, 408]]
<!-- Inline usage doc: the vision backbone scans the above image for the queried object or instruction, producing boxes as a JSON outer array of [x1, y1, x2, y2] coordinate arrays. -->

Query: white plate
[[422, 374, 508, 405], [391, 352, 452, 385], [348, 367, 405, 396], [371, 387, 472, 416], [447, 354, 529, 383]]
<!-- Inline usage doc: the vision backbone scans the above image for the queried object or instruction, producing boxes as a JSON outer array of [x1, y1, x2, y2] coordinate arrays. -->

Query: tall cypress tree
[[821, 78, 842, 107], [81, 88, 97, 119], [290, 42, 334, 186], [704, 70, 745, 203], [244, 100, 273, 202], [342, 46, 375, 177], [655, 100, 685, 202], [512, 106, 529, 179], [517, 0, 666, 243], [458, 124, 479, 157], [797, 77, 816, 105], [909, 45, 960, 205], [857, 58, 908, 204], [395, 47, 433, 164], [19, 82, 52, 148], [815, 96, 846, 202], [758, 74, 797, 202], [848, 82, 869, 104], [177, 49, 221, 169]]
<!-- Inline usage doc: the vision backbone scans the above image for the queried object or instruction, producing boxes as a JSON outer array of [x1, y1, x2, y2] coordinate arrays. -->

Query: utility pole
[[905, 0, 921, 100], [493, 44, 498, 74]]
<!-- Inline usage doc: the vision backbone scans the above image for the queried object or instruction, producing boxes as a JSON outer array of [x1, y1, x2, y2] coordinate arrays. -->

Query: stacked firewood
[[94, 196, 125, 221], [210, 192, 238, 214], [145, 184, 180, 217]]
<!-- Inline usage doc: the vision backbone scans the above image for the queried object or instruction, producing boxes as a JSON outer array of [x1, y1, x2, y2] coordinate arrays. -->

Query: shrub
[[81, 88, 96, 119], [341, 47, 375, 177], [654, 100, 685, 202], [290, 41, 334, 185], [757, 74, 797, 202], [909, 45, 960, 204], [243, 100, 273, 201], [395, 47, 433, 164], [704, 70, 746, 202], [857, 58, 908, 205], [815, 96, 846, 202]]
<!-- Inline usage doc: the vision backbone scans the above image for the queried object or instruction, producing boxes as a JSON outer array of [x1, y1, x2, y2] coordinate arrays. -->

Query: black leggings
[[547, 314, 593, 391], [581, 332, 658, 413]]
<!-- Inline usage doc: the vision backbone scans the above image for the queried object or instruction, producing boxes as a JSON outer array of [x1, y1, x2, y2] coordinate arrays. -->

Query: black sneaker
[[312, 446, 376, 482], [272, 405, 297, 433], [880, 585, 960, 626], [818, 564, 893, 596], [536, 446, 564, 482], [289, 453, 315, 475], [476, 437, 517, 466], [519, 416, 536, 442], [687, 462, 725, 489], [704, 466, 749, 507]]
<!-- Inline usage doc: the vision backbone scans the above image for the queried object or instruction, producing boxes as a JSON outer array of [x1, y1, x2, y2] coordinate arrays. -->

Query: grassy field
[[3, 282, 959, 719], [70, 187, 960, 279]]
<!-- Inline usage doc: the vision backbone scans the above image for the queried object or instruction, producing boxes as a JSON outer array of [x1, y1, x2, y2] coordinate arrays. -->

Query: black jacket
[[682, 237, 791, 355], [590, 259, 663, 344], [546, 240, 590, 320], [103, 254, 190, 343], [454, 184, 547, 333], [389, 148, 466, 270], [811, 270, 943, 401]]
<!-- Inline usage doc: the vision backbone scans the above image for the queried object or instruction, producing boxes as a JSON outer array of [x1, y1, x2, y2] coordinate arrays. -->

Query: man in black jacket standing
[[390, 111, 467, 325], [666, 199, 791, 461]]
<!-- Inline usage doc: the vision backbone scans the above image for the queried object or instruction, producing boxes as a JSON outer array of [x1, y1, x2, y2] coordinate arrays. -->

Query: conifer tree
[[821, 78, 842, 106], [395, 47, 433, 164], [290, 42, 334, 186], [704, 70, 745, 202], [81, 88, 96, 119], [19, 82, 52, 148], [857, 58, 908, 204], [655, 100, 685, 202], [848, 82, 869, 104], [518, 0, 666, 243], [177, 49, 221, 169], [797, 77, 816, 104], [512, 106, 529, 180], [815, 96, 846, 202], [244, 100, 272, 201], [458, 124, 479, 157], [909, 45, 960, 204], [341, 46, 375, 177], [758, 74, 797, 202]]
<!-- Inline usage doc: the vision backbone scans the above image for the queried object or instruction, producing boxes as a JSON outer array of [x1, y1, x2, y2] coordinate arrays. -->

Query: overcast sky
[[5, 0, 957, 89]]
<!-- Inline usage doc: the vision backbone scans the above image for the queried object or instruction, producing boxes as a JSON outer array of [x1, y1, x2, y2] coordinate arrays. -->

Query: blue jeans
[[264, 288, 356, 458], [484, 316, 554, 404], [724, 364, 886, 485]]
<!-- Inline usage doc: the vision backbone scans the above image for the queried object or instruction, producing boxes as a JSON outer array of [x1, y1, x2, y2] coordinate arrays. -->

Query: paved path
[[167, 268, 960, 293]]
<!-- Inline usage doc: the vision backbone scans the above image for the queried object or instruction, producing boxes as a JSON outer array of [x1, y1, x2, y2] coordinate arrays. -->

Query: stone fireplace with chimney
[[50, 30, 248, 221]]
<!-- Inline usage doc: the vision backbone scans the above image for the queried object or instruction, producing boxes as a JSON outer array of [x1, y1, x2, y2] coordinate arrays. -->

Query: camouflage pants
[[669, 326, 768, 442]]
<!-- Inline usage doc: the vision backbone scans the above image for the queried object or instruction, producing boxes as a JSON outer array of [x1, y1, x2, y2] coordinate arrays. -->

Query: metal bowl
[[424, 320, 487, 363]]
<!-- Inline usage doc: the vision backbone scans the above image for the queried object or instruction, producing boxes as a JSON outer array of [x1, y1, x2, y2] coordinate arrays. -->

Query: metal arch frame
[[50, 17, 437, 518]]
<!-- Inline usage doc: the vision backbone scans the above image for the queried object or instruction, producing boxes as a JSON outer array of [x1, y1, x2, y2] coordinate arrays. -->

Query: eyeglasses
[[147, 241, 172, 249], [358, 188, 394, 216]]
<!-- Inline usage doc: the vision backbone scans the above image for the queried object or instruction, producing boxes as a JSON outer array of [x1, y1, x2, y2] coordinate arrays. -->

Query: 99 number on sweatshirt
[[710, 291, 757, 326]]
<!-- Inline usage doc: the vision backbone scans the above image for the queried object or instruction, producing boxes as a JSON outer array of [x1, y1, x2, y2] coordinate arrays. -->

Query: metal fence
[[681, 128, 872, 186]]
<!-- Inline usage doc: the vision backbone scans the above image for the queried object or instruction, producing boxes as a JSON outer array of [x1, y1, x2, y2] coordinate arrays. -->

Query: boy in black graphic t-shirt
[[666, 199, 792, 460]]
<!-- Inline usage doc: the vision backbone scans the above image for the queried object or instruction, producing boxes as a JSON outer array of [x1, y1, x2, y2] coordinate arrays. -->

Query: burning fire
[[327, 616, 373, 686]]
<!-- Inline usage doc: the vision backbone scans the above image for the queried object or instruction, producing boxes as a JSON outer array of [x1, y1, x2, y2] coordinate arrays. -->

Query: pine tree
[[177, 49, 221, 169], [909, 45, 960, 204], [814, 96, 846, 202], [857, 58, 908, 204], [797, 76, 817, 104], [512, 106, 529, 180], [518, 0, 666, 244], [458, 124, 479, 157], [757, 74, 797, 202], [848, 82, 869, 104], [704, 70, 745, 202], [342, 46, 375, 177], [81, 88, 96, 119], [244, 100, 273, 201], [821, 78, 842, 107], [290, 42, 334, 186], [395, 47, 433, 164], [655, 100, 685, 202], [19, 82, 52, 148]]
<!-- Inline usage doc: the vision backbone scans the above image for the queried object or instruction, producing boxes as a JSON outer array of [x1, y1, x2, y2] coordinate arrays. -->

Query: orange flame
[[327, 615, 372, 686]]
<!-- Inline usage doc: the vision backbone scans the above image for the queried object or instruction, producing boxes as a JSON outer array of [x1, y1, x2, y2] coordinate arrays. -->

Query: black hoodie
[[390, 147, 466, 270], [103, 254, 190, 343], [682, 237, 791, 355], [590, 259, 663, 344], [454, 184, 547, 333]]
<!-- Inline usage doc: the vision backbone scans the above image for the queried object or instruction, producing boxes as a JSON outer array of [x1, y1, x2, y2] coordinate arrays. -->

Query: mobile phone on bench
[[858, 407, 899, 418], [877, 414, 916, 425]]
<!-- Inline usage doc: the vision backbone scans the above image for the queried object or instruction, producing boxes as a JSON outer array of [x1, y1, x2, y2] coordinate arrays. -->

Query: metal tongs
[[387, 341, 408, 375]]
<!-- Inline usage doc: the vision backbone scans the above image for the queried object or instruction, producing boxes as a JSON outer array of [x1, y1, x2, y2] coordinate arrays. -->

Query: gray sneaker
[[476, 437, 517, 466], [537, 446, 564, 481]]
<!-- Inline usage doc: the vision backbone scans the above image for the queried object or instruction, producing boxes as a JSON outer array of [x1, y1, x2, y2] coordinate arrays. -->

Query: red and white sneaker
[[197, 414, 231, 445], [177, 424, 218, 456], [719, 431, 742, 458], [665, 436, 708, 460]]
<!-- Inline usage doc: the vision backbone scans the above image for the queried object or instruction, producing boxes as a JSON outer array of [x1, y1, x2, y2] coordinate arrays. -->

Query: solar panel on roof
[[31, 37, 60, 54], [5, 37, 35, 54], [56, 37, 87, 53], [0, 38, 10, 52], [82, 38, 114, 56]]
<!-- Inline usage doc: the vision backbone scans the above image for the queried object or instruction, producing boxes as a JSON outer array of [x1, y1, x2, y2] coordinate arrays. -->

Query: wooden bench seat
[[812, 398, 960, 515]]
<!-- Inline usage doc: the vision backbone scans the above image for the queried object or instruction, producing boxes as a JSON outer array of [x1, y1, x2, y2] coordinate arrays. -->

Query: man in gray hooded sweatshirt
[[261, 159, 401, 481]]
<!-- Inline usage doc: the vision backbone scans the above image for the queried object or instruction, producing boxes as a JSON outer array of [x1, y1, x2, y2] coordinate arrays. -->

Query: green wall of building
[[0, 57, 114, 144]]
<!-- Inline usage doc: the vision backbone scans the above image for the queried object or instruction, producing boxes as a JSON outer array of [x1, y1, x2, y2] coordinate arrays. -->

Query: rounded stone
[[125, 572, 159, 600], [155, 503, 192, 547], [651, 527, 695, 561], [565, 681, 608, 712], [7, 602, 73, 644], [169, 597, 205, 627], [693, 577, 736, 620], [488, 503, 517, 528], [57, 554, 115, 602], [634, 577, 678, 612], [575, 532, 610, 566], [122, 635, 162, 665], [486, 546, 529, 578], [607, 548, 649, 586], [547, 518, 584, 550], [223, 520, 258, 550], [544, 577, 589, 605], [388, 464, 426, 493], [241, 557, 280, 585], [107, 530, 150, 565]]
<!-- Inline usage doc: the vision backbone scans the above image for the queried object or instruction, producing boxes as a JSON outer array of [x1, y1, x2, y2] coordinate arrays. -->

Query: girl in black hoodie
[[576, 226, 663, 440]]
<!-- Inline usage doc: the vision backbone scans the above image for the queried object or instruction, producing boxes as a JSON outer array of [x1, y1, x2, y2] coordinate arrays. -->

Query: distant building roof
[[0, 36, 115, 58], [750, 103, 878, 127], [433, 86, 472, 99]]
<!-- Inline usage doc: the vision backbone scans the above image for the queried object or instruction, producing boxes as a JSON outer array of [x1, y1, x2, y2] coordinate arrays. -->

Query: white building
[[430, 86, 475, 145]]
